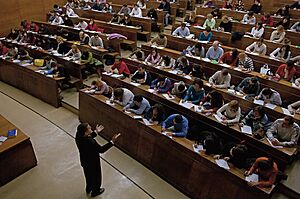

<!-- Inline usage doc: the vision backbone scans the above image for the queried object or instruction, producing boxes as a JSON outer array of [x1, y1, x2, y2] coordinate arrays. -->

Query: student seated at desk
[[236, 77, 260, 97], [245, 38, 267, 55], [79, 1, 91, 10], [199, 90, 224, 113], [171, 81, 187, 98], [6, 28, 19, 41], [214, 142, 248, 169], [91, 0, 104, 11], [86, 18, 102, 32], [260, 13, 274, 27], [236, 53, 254, 71], [158, 0, 171, 25], [38, 24, 50, 35], [75, 19, 88, 29], [50, 13, 64, 25], [291, 55, 300, 66], [145, 48, 161, 66], [150, 34, 167, 47], [185, 43, 205, 58], [270, 25, 286, 43], [53, 36, 69, 55], [217, 100, 241, 124], [193, 130, 222, 155], [245, 157, 278, 188], [20, 20, 31, 31], [79, 31, 91, 45], [218, 48, 239, 66], [205, 41, 224, 61], [119, 14, 133, 26], [199, 27, 212, 42], [62, 15, 74, 27], [147, 7, 158, 21], [270, 45, 291, 61], [190, 64, 206, 79], [209, 68, 231, 88], [89, 33, 104, 48], [137, 0, 146, 9], [5, 45, 18, 59], [17, 48, 32, 60], [256, 87, 282, 106], [111, 87, 134, 107], [275, 5, 290, 17], [173, 56, 191, 74], [102, 3, 113, 13], [129, 49, 145, 61], [275, 61, 296, 82], [241, 11, 256, 25], [110, 56, 130, 77], [184, 11, 196, 24], [219, 15, 232, 33], [131, 65, 152, 85], [41, 56, 57, 70], [211, 8, 222, 19], [183, 78, 205, 105], [144, 103, 166, 125], [241, 106, 272, 138], [248, 22, 264, 38], [130, 4, 142, 18], [123, 95, 151, 115], [161, 114, 189, 137], [157, 55, 175, 68], [118, 4, 131, 15], [234, 0, 244, 11], [172, 23, 190, 38], [53, 4, 63, 14], [30, 22, 39, 32], [203, 14, 216, 29], [249, 0, 262, 14], [150, 75, 172, 93], [66, 6, 79, 17], [203, 0, 214, 8], [65, 44, 81, 60], [288, 100, 300, 114], [275, 17, 290, 30], [110, 14, 121, 24], [81, 51, 103, 74], [290, 21, 300, 32], [0, 42, 8, 55], [223, 0, 233, 9], [266, 116, 300, 147], [290, 0, 300, 10], [90, 80, 110, 95]]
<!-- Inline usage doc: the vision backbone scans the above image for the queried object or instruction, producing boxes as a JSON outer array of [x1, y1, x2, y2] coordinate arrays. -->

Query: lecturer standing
[[75, 123, 121, 197]]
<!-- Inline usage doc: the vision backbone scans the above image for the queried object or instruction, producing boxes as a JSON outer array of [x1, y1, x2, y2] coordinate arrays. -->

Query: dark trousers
[[83, 165, 102, 193]]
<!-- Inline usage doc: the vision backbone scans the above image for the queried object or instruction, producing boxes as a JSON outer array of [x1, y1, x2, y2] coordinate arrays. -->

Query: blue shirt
[[199, 32, 212, 42], [184, 86, 205, 104], [162, 114, 189, 137], [205, 46, 224, 61]]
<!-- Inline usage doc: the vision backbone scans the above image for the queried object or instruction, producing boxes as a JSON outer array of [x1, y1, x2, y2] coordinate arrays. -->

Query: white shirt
[[250, 27, 264, 38], [130, 7, 142, 17], [75, 21, 88, 29]]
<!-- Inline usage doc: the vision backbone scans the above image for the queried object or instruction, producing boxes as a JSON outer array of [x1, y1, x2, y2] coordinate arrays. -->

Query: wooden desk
[[79, 91, 274, 199], [0, 59, 61, 107], [141, 44, 300, 104], [0, 114, 37, 186]]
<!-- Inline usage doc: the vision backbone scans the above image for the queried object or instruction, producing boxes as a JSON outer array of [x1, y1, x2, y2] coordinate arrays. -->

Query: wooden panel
[[0, 0, 65, 36]]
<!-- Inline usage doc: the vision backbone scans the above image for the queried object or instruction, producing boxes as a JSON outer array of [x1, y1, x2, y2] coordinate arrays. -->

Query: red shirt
[[276, 64, 296, 81], [112, 61, 130, 75], [86, 23, 98, 31], [219, 51, 238, 66], [260, 16, 274, 27], [0, 45, 8, 55]]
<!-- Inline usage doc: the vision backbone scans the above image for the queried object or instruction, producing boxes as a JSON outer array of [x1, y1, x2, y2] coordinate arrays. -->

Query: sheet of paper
[[184, 75, 192, 79], [240, 125, 252, 135], [267, 138, 284, 149], [148, 89, 155, 93], [162, 132, 172, 139], [0, 136, 8, 142], [102, 72, 112, 76], [245, 173, 259, 182], [220, 63, 230, 68], [254, 99, 264, 106], [111, 74, 123, 78], [179, 100, 194, 109], [168, 70, 178, 74], [202, 58, 211, 62], [281, 107, 294, 117], [192, 144, 204, 153], [20, 63, 31, 67], [205, 82, 212, 87], [105, 100, 115, 106], [162, 94, 175, 100], [133, 115, 143, 120], [234, 67, 242, 71], [12, 59, 21, 63], [194, 105, 202, 113], [265, 103, 276, 110], [291, 83, 300, 89], [214, 114, 223, 123], [215, 159, 230, 170], [142, 118, 154, 126], [130, 82, 141, 87], [124, 110, 131, 114]]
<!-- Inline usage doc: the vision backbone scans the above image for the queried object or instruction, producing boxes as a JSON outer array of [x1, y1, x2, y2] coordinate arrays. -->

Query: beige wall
[[0, 0, 65, 36]]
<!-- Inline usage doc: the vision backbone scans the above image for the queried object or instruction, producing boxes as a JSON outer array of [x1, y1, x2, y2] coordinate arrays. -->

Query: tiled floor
[[0, 82, 188, 199]]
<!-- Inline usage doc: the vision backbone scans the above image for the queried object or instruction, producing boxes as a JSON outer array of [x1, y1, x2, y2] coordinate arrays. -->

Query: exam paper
[[245, 173, 259, 182], [215, 159, 230, 170], [241, 125, 252, 135], [179, 100, 194, 109]]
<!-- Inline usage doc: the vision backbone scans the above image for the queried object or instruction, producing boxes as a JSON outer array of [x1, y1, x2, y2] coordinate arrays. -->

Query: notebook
[[7, 129, 17, 138]]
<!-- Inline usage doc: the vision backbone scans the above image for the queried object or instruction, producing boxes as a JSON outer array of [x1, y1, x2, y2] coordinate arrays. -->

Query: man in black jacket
[[75, 123, 121, 197]]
